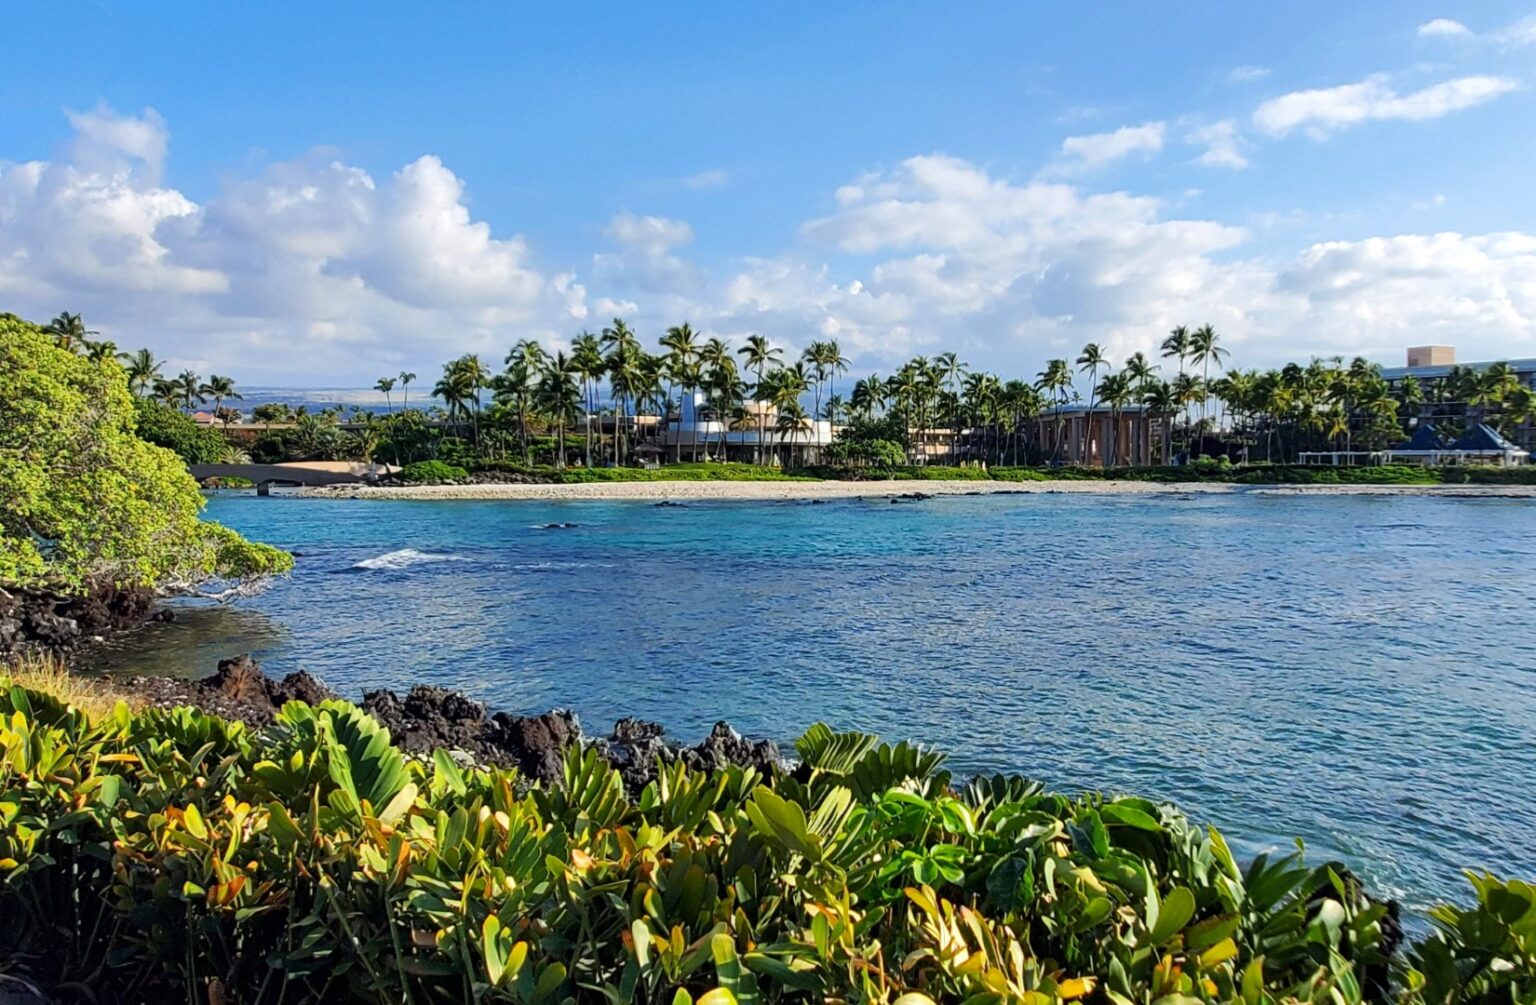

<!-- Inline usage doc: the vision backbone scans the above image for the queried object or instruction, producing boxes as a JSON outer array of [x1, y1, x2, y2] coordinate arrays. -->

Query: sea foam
[[351, 548, 463, 571]]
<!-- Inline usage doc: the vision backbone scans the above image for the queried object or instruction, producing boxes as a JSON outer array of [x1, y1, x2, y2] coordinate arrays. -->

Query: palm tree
[[151, 377, 180, 408], [1035, 358, 1071, 463], [504, 340, 547, 463], [660, 323, 701, 463], [177, 370, 204, 412], [398, 371, 417, 411], [46, 312, 97, 352], [1097, 371, 1134, 465], [602, 318, 642, 465], [375, 377, 396, 413], [536, 352, 582, 467], [1189, 324, 1229, 440], [199, 374, 241, 413], [118, 348, 163, 394], [1142, 379, 1177, 464], [851, 374, 884, 419], [1075, 343, 1107, 466], [698, 337, 737, 461], [737, 334, 782, 465], [571, 331, 605, 467], [773, 400, 811, 467]]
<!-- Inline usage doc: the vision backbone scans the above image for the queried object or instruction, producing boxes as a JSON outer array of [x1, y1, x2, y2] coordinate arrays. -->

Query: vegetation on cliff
[[0, 313, 290, 597], [0, 681, 1531, 1004]]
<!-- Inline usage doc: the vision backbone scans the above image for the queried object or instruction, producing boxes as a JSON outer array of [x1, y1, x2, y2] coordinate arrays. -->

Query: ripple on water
[[83, 491, 1536, 916]]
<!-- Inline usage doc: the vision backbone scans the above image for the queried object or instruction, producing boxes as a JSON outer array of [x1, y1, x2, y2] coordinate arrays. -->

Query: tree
[[1189, 324, 1229, 437], [1035, 358, 1071, 463], [118, 348, 163, 394], [571, 331, 605, 467], [661, 323, 701, 463], [737, 334, 782, 465], [199, 374, 242, 413], [375, 377, 396, 413], [398, 371, 417, 411], [536, 352, 583, 467], [0, 313, 289, 597], [602, 318, 642, 465], [45, 312, 98, 352], [1076, 343, 1107, 466], [698, 337, 737, 462], [177, 370, 204, 412], [1142, 379, 1177, 465]]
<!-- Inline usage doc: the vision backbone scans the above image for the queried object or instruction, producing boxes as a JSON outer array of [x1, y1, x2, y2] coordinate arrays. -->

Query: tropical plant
[[0, 313, 290, 595]]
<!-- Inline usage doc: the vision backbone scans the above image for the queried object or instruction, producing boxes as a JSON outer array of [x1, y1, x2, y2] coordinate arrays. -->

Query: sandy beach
[[304, 479, 1536, 502]]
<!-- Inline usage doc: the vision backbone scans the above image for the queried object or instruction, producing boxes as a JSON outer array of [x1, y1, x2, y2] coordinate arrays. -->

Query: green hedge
[[0, 684, 1531, 1004], [470, 461, 813, 483], [400, 459, 470, 483]]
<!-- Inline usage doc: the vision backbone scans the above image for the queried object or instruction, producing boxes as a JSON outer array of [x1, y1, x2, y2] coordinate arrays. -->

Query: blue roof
[[1451, 423, 1523, 453], [1395, 424, 1444, 451]]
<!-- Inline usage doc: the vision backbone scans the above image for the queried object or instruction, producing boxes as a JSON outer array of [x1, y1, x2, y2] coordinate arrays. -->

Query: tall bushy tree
[[0, 314, 291, 595]]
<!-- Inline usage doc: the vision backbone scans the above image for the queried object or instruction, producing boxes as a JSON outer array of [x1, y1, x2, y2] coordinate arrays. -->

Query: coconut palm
[[1075, 343, 1107, 466], [118, 348, 163, 394], [46, 312, 97, 352], [737, 335, 782, 465], [536, 351, 582, 467], [398, 371, 417, 411], [698, 337, 737, 461], [1142, 379, 1177, 464], [660, 323, 701, 463], [571, 331, 605, 467], [773, 400, 811, 467], [1035, 358, 1072, 463], [1189, 324, 1229, 435], [176, 370, 204, 412], [199, 375, 241, 413], [602, 319, 643, 465], [851, 375, 885, 419], [375, 377, 396, 413]]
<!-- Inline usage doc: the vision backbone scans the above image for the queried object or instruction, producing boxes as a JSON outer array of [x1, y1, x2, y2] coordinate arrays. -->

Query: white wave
[[352, 548, 464, 571]]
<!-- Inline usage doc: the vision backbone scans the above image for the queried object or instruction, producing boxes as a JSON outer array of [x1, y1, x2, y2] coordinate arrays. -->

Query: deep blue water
[[90, 491, 1536, 913]]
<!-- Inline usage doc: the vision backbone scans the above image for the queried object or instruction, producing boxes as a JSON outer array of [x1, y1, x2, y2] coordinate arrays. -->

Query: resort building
[[659, 393, 834, 466], [1032, 404, 1165, 466], [1380, 345, 1536, 452]]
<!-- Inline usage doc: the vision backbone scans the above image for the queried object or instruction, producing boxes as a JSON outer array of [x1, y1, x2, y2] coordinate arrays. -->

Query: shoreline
[[303, 478, 1536, 501]]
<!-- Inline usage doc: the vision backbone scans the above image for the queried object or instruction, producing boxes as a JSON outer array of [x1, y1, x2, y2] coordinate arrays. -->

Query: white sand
[[304, 479, 1536, 502]]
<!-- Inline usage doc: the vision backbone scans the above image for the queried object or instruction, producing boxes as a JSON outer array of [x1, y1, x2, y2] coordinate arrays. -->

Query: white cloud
[[605, 212, 694, 255], [1254, 73, 1518, 138], [682, 169, 729, 189], [1226, 65, 1272, 84], [1053, 122, 1166, 172], [6, 109, 1536, 382], [1187, 120, 1250, 169], [1417, 18, 1472, 38], [0, 107, 585, 380], [1494, 14, 1536, 46]]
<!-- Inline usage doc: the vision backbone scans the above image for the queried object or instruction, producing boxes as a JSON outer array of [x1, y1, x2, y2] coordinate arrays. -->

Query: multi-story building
[[1379, 345, 1536, 453]]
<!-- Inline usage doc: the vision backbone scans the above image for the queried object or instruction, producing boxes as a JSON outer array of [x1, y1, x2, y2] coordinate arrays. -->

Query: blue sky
[[4, 1, 1536, 385]]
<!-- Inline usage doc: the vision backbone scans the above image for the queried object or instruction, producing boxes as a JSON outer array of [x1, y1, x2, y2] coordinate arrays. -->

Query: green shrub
[[1440, 466, 1536, 485], [131, 396, 231, 464], [399, 459, 469, 483], [0, 685, 1526, 1004], [989, 466, 1051, 482]]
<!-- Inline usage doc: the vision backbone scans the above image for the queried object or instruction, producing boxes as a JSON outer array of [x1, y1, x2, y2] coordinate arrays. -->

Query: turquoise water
[[93, 491, 1536, 912]]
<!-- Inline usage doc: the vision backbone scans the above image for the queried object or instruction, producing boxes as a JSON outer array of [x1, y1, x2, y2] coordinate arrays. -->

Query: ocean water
[[88, 490, 1536, 913]]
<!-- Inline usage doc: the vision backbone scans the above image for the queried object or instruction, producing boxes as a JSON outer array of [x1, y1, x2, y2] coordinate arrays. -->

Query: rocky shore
[[119, 654, 781, 793], [0, 585, 171, 659]]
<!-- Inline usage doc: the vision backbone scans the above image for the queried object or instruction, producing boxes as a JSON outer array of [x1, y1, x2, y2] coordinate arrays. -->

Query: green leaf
[[1150, 886, 1196, 944]]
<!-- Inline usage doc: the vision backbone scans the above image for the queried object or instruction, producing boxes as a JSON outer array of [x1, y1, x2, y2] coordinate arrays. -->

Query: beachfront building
[[1380, 345, 1536, 452], [660, 392, 835, 466], [1033, 404, 1164, 466]]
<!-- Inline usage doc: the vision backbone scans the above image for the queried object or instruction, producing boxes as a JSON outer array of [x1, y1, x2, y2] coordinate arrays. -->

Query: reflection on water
[[99, 491, 1536, 915], [83, 604, 289, 679]]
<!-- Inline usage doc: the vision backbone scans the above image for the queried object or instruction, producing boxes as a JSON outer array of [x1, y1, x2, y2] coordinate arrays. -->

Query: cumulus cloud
[[1187, 120, 1250, 169], [0, 107, 585, 379], [5, 108, 1536, 382], [1417, 18, 1472, 38], [1051, 122, 1166, 173], [1254, 73, 1518, 138]]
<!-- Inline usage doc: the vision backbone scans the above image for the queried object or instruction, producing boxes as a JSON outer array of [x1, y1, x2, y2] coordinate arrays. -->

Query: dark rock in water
[[890, 492, 933, 503], [541, 522, 580, 529], [362, 686, 581, 784], [598, 717, 677, 792], [654, 500, 687, 508]]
